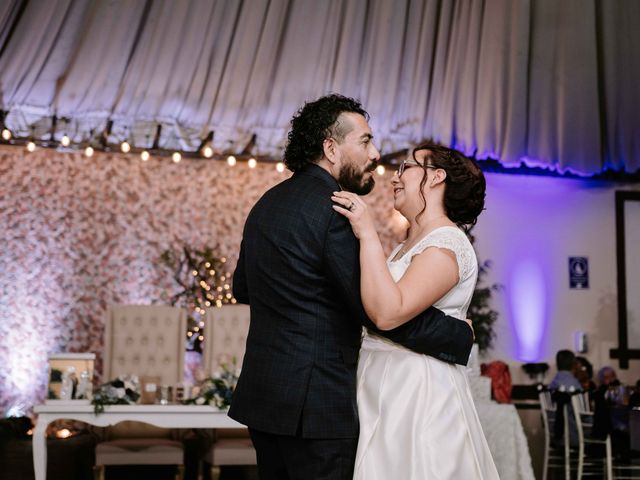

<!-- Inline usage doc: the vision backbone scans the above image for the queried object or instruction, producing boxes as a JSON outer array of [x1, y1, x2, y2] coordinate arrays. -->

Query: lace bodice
[[387, 226, 478, 320]]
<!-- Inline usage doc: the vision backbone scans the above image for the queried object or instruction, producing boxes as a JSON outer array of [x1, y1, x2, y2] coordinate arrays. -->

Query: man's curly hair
[[284, 94, 368, 172]]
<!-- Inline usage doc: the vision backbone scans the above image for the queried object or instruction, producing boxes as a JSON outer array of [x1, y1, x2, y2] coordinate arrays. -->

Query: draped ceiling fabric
[[0, 0, 638, 174]]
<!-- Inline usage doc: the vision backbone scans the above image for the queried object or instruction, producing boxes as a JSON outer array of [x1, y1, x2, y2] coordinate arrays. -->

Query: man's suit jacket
[[229, 164, 473, 439]]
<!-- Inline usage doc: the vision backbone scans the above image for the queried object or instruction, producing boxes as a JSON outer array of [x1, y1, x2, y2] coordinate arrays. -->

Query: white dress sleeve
[[407, 227, 475, 283]]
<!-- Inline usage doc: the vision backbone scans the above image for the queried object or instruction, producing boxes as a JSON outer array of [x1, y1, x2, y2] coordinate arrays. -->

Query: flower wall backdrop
[[0, 145, 404, 413]]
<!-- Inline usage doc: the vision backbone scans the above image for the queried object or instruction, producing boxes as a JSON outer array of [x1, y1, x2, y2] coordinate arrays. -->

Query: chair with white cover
[[611, 407, 640, 479], [203, 304, 256, 480], [570, 392, 613, 479], [95, 305, 187, 480], [539, 390, 572, 480]]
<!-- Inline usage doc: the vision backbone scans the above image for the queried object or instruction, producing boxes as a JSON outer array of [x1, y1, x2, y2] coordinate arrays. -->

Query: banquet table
[[34, 401, 535, 480], [475, 401, 536, 480], [32, 403, 243, 480]]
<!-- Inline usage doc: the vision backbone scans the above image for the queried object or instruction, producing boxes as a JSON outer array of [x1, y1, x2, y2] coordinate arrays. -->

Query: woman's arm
[[332, 192, 459, 330]]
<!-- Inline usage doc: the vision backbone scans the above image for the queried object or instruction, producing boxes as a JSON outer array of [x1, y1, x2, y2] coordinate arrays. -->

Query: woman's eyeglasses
[[396, 159, 438, 177]]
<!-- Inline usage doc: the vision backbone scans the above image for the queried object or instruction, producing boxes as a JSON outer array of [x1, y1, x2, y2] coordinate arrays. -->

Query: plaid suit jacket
[[228, 164, 473, 439]]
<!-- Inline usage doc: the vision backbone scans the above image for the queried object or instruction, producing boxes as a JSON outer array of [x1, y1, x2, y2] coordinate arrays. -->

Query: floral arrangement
[[184, 362, 239, 410], [91, 376, 140, 414]]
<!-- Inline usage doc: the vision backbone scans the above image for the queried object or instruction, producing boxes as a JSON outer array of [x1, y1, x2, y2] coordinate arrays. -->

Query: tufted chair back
[[203, 304, 255, 477], [96, 305, 188, 478], [104, 305, 186, 385], [203, 304, 250, 375]]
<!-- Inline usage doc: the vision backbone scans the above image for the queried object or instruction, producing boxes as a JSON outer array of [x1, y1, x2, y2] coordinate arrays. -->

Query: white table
[[33, 404, 244, 480], [475, 401, 536, 480]]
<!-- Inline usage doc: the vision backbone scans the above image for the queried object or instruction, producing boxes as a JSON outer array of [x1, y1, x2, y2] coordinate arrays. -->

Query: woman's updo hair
[[413, 143, 486, 230]]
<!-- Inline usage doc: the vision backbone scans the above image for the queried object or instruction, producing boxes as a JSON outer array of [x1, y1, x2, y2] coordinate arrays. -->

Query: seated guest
[[629, 380, 640, 408], [549, 349, 581, 447], [593, 366, 630, 460], [574, 356, 597, 396], [597, 366, 620, 390], [550, 350, 582, 392]]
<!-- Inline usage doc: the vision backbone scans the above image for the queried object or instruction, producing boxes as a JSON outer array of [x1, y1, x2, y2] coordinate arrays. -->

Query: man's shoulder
[[292, 165, 338, 192], [259, 166, 336, 207]]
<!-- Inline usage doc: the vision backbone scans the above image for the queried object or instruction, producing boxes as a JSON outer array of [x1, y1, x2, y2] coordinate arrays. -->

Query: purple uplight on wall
[[508, 259, 548, 362]]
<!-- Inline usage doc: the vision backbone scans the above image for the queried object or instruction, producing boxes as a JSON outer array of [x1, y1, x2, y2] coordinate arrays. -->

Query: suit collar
[[296, 163, 341, 190]]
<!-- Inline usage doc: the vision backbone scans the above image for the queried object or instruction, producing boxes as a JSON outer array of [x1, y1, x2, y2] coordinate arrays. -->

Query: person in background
[[592, 365, 630, 459], [549, 350, 582, 392], [597, 366, 620, 390], [629, 379, 640, 408], [574, 355, 597, 396], [549, 349, 581, 447]]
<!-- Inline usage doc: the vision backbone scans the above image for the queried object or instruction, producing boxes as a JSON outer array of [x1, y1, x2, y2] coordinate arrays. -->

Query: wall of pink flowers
[[0, 146, 405, 412]]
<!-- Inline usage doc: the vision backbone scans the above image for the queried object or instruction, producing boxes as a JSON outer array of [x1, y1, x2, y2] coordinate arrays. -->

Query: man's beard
[[338, 160, 376, 195]]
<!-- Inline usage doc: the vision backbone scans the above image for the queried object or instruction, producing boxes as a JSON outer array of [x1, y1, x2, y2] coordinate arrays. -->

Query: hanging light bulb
[[26, 141, 36, 152], [2, 128, 12, 141], [120, 141, 131, 153], [61, 134, 71, 147], [84, 146, 94, 157], [203, 145, 213, 158], [140, 150, 150, 161], [227, 155, 236, 166], [276, 162, 285, 173], [172, 152, 182, 163], [248, 157, 257, 169], [376, 165, 386, 176], [55, 428, 72, 439]]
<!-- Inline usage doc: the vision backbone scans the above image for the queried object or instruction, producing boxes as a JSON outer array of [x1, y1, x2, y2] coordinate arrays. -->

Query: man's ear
[[323, 137, 338, 164]]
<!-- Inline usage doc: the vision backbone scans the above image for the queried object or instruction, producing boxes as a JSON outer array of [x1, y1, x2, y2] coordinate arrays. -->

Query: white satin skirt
[[354, 332, 500, 479]]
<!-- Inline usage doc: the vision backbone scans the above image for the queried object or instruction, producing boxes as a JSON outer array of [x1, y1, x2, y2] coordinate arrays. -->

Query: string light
[[55, 428, 72, 439], [0, 124, 401, 174]]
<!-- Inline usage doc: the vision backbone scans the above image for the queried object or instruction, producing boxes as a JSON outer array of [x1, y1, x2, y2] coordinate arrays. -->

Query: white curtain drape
[[0, 0, 638, 173]]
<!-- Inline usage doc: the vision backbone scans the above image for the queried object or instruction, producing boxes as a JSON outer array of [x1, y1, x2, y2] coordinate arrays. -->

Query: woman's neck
[[405, 211, 452, 244]]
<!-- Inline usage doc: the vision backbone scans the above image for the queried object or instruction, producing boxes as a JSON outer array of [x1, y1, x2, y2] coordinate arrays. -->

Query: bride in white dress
[[332, 143, 499, 479]]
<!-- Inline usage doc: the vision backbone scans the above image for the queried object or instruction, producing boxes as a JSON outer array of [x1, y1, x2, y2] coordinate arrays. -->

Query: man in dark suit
[[230, 94, 474, 480]]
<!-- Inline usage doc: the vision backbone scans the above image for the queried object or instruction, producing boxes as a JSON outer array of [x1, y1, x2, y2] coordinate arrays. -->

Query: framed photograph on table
[[46, 353, 95, 403]]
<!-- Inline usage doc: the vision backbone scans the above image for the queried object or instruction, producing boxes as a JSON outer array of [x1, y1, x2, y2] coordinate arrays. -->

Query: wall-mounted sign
[[569, 257, 589, 289]]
